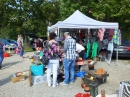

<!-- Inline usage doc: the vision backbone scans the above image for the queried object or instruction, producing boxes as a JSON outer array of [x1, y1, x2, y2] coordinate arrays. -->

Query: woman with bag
[[17, 35, 24, 59], [42, 32, 62, 87]]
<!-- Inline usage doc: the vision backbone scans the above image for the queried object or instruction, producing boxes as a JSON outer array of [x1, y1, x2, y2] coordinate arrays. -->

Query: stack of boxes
[[30, 64, 47, 85]]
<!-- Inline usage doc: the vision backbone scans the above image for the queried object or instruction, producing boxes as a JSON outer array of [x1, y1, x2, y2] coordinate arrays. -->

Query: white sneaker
[[70, 82, 74, 84], [48, 84, 51, 87], [105, 59, 110, 65], [52, 83, 58, 87], [60, 82, 68, 85]]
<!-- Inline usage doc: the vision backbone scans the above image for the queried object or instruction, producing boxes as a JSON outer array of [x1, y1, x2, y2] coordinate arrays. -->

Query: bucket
[[87, 60, 94, 70], [4, 52, 9, 58], [30, 64, 44, 76]]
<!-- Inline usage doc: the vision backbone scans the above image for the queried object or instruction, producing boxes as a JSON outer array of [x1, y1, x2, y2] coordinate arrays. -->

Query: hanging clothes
[[91, 42, 98, 58], [97, 28, 105, 41], [105, 41, 114, 65], [118, 29, 122, 45], [112, 29, 121, 45], [108, 29, 114, 40], [86, 41, 90, 58], [97, 40, 103, 54], [78, 31, 83, 38]]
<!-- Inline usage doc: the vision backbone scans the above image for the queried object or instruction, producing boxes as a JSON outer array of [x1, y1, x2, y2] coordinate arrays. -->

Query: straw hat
[[94, 68, 106, 75]]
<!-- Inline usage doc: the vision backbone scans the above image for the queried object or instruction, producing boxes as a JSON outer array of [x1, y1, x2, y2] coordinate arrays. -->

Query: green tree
[[60, 0, 130, 39], [0, 0, 61, 39]]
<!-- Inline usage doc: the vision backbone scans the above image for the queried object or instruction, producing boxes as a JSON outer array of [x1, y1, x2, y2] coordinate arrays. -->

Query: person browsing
[[60, 32, 76, 85]]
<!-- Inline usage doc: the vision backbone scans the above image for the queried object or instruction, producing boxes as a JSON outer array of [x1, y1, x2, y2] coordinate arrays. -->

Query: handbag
[[42, 55, 49, 65]]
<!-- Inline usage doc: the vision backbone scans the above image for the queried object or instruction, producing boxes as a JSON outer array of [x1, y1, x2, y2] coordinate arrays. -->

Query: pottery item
[[81, 83, 88, 88], [84, 86, 90, 92], [94, 68, 106, 75]]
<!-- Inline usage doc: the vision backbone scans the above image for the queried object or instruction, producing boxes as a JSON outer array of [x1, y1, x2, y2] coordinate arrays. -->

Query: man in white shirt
[[76, 43, 85, 53], [76, 39, 85, 70], [76, 39, 85, 58]]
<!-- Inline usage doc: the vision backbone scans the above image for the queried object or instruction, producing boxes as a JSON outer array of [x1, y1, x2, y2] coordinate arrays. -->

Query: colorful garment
[[91, 42, 98, 58], [42, 42, 62, 60], [86, 41, 90, 58], [97, 28, 105, 41], [112, 29, 121, 45], [108, 29, 114, 40]]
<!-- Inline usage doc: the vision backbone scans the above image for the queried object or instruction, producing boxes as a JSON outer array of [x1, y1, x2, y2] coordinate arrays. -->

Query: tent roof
[[49, 10, 119, 31], [48, 21, 62, 31]]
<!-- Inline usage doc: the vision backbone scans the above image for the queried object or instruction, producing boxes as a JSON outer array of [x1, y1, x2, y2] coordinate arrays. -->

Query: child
[[15, 47, 20, 55]]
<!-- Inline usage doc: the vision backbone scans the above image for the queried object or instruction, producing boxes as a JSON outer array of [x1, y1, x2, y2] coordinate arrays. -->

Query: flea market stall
[[48, 10, 121, 96], [48, 10, 119, 65]]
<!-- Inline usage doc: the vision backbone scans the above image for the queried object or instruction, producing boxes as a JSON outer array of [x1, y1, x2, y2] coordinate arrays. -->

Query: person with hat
[[60, 32, 76, 85]]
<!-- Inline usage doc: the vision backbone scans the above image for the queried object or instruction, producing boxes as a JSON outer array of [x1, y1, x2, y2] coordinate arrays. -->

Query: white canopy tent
[[48, 10, 119, 66], [48, 10, 118, 31]]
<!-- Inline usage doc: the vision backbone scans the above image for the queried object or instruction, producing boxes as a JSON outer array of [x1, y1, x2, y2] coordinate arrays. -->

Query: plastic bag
[[75, 71, 86, 78]]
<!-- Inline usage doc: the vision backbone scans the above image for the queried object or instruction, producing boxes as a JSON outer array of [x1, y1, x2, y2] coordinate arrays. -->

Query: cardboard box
[[11, 75, 25, 83], [32, 74, 47, 85]]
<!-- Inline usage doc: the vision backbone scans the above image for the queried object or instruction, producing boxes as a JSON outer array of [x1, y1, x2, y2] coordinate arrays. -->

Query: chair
[[118, 81, 130, 97]]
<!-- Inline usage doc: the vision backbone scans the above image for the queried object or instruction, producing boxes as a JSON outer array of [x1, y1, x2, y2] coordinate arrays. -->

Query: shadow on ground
[[0, 75, 12, 86], [1, 61, 22, 69], [0, 70, 29, 87]]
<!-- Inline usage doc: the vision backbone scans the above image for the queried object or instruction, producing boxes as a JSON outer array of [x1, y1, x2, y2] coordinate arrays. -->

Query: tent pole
[[88, 28, 90, 34], [57, 28, 59, 37], [116, 45, 118, 66]]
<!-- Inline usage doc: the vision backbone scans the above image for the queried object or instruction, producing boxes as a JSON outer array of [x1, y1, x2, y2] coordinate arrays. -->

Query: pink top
[[97, 28, 105, 41], [108, 29, 114, 40]]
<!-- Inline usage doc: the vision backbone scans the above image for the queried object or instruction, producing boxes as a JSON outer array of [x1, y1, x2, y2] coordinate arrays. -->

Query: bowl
[[84, 86, 90, 92], [81, 83, 88, 88]]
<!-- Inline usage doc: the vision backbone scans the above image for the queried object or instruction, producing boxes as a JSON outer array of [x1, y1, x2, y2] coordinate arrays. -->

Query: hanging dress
[[86, 41, 90, 58], [91, 42, 98, 58], [105, 41, 114, 65]]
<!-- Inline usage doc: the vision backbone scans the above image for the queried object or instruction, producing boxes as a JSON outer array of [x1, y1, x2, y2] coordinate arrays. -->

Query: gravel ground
[[0, 52, 130, 97]]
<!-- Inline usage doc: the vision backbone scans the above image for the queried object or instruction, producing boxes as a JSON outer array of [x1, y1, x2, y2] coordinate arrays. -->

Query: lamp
[[89, 82, 98, 97]]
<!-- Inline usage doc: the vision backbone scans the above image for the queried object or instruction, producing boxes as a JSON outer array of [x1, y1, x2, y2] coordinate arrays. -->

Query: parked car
[[0, 38, 17, 46], [113, 39, 130, 58]]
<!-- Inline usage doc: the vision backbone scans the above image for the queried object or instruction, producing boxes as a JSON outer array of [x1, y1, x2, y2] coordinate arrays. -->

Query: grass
[[128, 60, 130, 64], [24, 46, 34, 52]]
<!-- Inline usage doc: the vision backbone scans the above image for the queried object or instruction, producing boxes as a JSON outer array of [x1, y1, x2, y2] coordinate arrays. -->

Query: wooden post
[[29, 67, 32, 87]]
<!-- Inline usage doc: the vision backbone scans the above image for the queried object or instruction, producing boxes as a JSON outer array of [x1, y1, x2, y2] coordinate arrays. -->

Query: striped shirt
[[64, 36, 76, 60]]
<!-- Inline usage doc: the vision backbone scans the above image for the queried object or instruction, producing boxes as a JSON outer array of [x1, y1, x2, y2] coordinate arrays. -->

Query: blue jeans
[[20, 49, 24, 57], [63, 59, 75, 84], [0, 54, 4, 66]]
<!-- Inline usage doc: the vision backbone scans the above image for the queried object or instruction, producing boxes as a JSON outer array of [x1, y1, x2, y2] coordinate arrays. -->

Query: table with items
[[4, 44, 17, 53]]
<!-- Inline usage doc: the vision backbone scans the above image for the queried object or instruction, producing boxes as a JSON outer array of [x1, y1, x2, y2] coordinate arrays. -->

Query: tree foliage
[[60, 0, 130, 39], [0, 0, 60, 39], [0, 0, 130, 39]]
